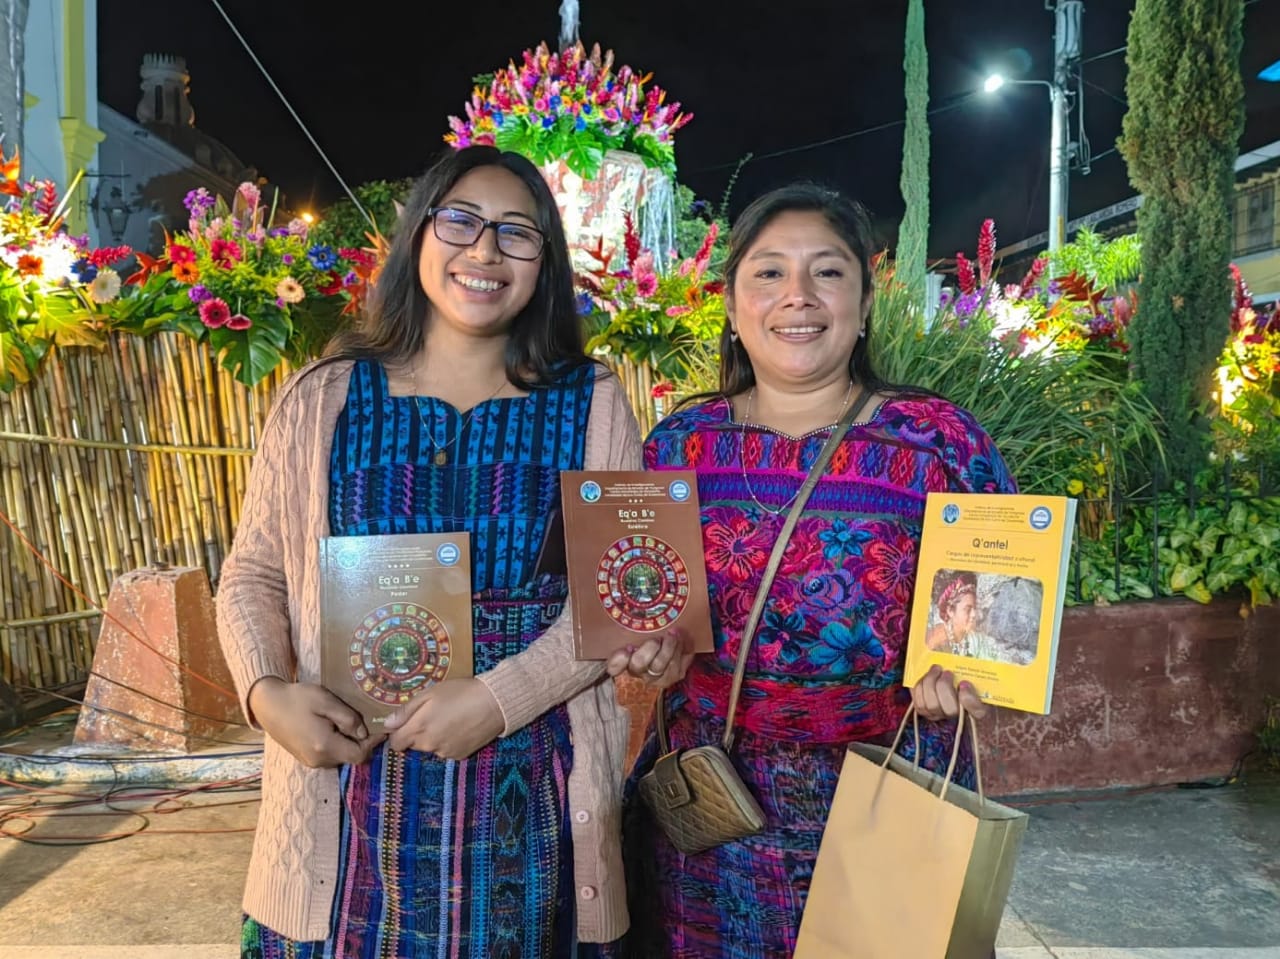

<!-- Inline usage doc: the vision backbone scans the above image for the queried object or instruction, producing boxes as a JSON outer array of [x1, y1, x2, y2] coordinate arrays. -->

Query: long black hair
[[325, 146, 587, 388], [718, 182, 898, 398]]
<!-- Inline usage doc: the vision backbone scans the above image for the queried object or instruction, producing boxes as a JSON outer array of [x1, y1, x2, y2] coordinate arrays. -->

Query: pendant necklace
[[411, 366, 506, 467]]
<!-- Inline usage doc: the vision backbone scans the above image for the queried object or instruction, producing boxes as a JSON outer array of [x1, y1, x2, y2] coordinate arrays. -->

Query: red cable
[[0, 505, 237, 700]]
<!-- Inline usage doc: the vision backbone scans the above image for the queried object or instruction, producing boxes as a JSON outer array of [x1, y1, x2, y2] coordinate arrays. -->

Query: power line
[[207, 0, 372, 225], [1084, 79, 1127, 109], [692, 93, 980, 174], [1080, 0, 1267, 65]]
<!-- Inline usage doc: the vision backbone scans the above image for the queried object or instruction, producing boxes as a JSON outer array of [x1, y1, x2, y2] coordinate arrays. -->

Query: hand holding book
[[248, 677, 385, 767], [382, 677, 504, 759], [604, 628, 695, 689], [908, 664, 991, 722]]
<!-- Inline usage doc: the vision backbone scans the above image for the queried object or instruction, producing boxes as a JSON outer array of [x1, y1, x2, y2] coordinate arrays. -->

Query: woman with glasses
[[217, 146, 678, 957]]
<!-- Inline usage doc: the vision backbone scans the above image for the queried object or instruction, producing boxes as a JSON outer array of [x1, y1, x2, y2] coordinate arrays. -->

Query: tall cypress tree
[[1119, 0, 1245, 480], [897, 0, 929, 305]]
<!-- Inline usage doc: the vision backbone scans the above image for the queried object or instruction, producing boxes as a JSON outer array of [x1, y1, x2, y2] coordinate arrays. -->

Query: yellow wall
[[58, 0, 104, 234]]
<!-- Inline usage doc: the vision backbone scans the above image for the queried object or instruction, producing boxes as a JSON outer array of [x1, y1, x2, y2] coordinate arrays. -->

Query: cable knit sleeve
[[478, 367, 643, 735], [215, 380, 304, 726]]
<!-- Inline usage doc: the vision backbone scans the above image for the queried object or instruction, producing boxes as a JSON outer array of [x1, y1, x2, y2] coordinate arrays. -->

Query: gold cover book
[[319, 532, 473, 726], [904, 493, 1078, 715], [561, 470, 713, 659]]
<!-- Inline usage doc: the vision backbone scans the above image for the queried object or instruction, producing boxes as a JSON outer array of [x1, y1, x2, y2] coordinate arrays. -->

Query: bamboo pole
[[158, 335, 203, 568], [0, 336, 307, 688]]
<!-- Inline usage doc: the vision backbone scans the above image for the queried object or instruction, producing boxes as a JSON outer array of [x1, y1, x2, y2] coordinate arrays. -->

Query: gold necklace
[[411, 367, 506, 467], [738, 380, 855, 516]]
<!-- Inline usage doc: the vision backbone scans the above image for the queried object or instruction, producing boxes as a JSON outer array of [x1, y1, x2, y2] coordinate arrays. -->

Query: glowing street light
[[981, 1, 1082, 255], [301, 212, 316, 225]]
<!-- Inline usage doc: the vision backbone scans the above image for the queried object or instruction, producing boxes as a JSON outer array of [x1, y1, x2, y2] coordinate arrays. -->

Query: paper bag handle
[[882, 702, 986, 806]]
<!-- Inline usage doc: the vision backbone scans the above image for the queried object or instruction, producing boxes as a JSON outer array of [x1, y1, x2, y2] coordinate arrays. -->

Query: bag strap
[[884, 702, 986, 806], [655, 385, 877, 757]]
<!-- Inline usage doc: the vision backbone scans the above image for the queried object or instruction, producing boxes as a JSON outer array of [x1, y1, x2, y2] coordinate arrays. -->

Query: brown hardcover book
[[319, 532, 473, 726], [561, 470, 713, 659]]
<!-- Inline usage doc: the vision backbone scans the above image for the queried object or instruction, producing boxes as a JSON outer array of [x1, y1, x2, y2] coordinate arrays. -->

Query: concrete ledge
[[986, 598, 1280, 795]]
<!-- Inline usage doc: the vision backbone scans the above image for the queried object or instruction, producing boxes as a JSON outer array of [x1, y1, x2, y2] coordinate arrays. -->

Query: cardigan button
[[579, 886, 597, 901], [574, 810, 590, 824]]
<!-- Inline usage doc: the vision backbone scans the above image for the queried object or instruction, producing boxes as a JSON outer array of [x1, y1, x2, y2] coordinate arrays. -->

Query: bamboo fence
[[0, 334, 295, 692], [0, 339, 660, 692]]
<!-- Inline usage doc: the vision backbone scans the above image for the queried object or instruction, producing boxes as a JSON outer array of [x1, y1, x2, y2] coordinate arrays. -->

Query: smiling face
[[417, 164, 542, 341], [725, 210, 872, 393]]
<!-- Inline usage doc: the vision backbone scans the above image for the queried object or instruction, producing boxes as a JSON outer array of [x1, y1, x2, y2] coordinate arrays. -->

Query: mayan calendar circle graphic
[[348, 603, 453, 705], [596, 535, 690, 632]]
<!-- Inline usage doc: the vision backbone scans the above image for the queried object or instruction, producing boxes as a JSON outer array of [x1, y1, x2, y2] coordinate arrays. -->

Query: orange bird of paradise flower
[[0, 147, 23, 198], [125, 251, 169, 286]]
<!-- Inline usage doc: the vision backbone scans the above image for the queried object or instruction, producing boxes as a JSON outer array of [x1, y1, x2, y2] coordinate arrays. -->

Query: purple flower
[[269, 227, 290, 238], [188, 284, 212, 303], [183, 187, 214, 217], [282, 253, 294, 265], [342, 271, 359, 287], [955, 291, 983, 318]]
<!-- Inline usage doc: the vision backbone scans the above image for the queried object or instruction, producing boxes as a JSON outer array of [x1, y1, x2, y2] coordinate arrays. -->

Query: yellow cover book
[[904, 493, 1077, 715]]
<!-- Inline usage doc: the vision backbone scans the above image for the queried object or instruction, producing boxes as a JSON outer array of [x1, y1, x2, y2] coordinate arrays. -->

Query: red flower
[[860, 529, 917, 603], [199, 298, 230, 328], [168, 243, 197, 265], [955, 252, 976, 295], [977, 218, 996, 288], [703, 509, 772, 583], [16, 254, 42, 277], [318, 272, 343, 295], [622, 212, 641, 270], [779, 520, 824, 577], [651, 381, 675, 400], [209, 239, 242, 268], [226, 313, 252, 331], [88, 245, 132, 267], [35, 181, 58, 219], [1018, 255, 1047, 299]]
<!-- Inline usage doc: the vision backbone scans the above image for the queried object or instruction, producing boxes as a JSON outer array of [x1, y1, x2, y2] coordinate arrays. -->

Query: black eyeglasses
[[426, 207, 546, 260]]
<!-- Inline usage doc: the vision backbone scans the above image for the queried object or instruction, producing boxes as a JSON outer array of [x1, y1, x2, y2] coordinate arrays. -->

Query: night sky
[[97, 0, 1280, 259]]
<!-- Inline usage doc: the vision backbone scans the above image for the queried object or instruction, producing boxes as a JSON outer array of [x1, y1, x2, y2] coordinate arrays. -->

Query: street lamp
[[982, 0, 1082, 256], [90, 184, 138, 244], [982, 71, 1069, 256]]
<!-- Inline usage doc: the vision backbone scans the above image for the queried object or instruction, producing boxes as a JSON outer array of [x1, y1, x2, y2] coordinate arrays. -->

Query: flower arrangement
[[0, 147, 133, 389], [575, 215, 724, 379], [1214, 264, 1280, 468], [113, 183, 378, 385], [943, 220, 1133, 357], [445, 41, 692, 179]]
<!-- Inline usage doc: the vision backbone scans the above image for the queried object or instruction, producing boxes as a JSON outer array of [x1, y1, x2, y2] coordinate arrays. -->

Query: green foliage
[[312, 178, 413, 251], [1050, 227, 1142, 290], [579, 224, 725, 380], [872, 267, 1164, 496], [673, 183, 730, 269], [1070, 491, 1280, 607], [896, 0, 930, 305], [1119, 0, 1246, 481]]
